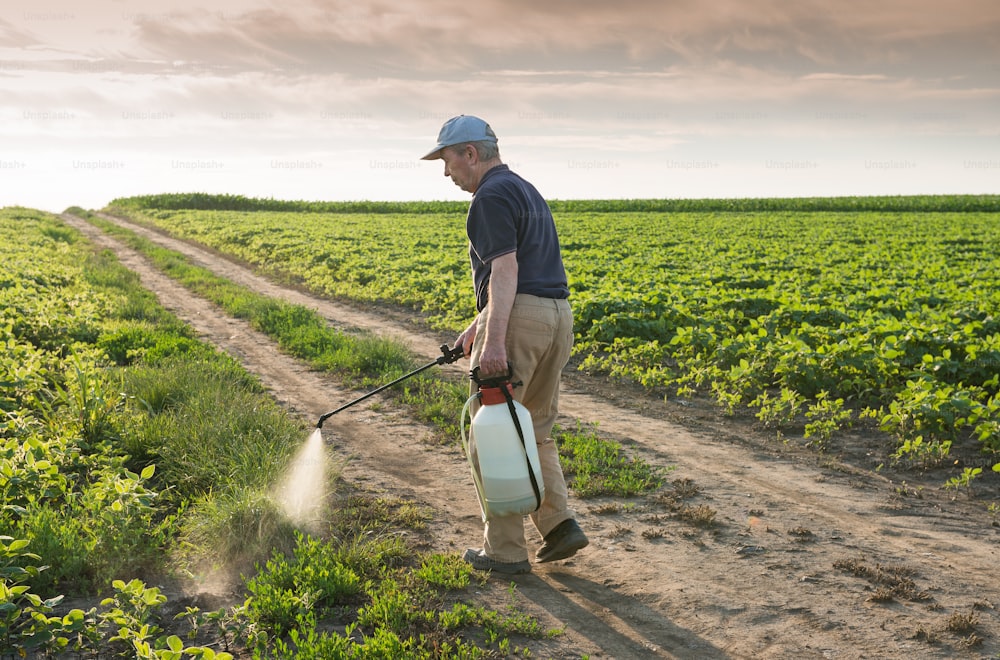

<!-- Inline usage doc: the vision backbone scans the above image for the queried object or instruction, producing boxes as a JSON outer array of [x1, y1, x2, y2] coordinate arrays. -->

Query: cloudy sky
[[2, 0, 998, 211]]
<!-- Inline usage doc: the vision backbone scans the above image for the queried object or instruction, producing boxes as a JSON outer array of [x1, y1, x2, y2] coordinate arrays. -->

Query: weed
[[944, 467, 982, 492], [945, 610, 979, 635], [670, 478, 700, 499], [675, 504, 718, 528], [556, 422, 668, 498], [332, 493, 430, 536], [892, 481, 924, 499], [788, 527, 815, 542], [608, 525, 632, 539], [179, 487, 299, 579], [45, 355, 125, 449], [834, 557, 930, 602], [957, 633, 984, 649], [866, 587, 895, 603], [415, 554, 472, 591]]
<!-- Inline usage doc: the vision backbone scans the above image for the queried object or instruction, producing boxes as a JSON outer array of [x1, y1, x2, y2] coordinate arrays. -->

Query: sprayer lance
[[316, 344, 465, 428]]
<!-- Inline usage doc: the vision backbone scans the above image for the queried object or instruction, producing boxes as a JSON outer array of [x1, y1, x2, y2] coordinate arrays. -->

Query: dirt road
[[62, 211, 999, 659]]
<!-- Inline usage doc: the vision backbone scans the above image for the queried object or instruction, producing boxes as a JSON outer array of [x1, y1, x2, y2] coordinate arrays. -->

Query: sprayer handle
[[437, 344, 465, 365], [470, 363, 514, 388]]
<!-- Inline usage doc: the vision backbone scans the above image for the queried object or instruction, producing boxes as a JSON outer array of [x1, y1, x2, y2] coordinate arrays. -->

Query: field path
[[62, 211, 999, 659]]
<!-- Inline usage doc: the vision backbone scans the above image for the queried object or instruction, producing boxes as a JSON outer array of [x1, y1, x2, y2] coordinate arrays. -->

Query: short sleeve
[[467, 192, 518, 263]]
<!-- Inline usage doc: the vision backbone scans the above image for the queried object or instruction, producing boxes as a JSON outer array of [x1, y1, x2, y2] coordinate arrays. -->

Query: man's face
[[440, 145, 477, 194]]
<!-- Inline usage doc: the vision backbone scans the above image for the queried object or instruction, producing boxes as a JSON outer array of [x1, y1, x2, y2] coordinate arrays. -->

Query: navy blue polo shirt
[[466, 165, 570, 311]]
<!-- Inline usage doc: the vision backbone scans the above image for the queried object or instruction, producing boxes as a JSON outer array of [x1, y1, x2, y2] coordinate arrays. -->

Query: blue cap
[[421, 115, 498, 160]]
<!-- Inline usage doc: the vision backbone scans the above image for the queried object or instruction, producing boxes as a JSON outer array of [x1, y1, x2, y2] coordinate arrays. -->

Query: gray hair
[[472, 140, 500, 161], [447, 140, 500, 161]]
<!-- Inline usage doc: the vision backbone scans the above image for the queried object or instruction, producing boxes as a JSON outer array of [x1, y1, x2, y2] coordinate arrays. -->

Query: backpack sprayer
[[315, 344, 544, 521]]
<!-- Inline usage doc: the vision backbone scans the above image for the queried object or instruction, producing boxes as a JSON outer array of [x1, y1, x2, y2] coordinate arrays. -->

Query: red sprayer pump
[[461, 366, 544, 521]]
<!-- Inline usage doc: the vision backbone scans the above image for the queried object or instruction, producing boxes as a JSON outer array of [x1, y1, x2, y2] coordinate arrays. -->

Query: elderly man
[[422, 115, 588, 574]]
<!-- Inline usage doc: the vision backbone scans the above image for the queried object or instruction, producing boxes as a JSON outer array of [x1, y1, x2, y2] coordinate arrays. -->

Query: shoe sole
[[463, 550, 532, 574], [536, 535, 589, 563], [482, 564, 531, 575]]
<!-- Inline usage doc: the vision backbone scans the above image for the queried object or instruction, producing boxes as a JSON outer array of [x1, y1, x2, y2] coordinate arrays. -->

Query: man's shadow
[[513, 569, 729, 659]]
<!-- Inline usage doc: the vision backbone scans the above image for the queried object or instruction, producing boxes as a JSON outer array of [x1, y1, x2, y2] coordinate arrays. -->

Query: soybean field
[[108, 194, 1000, 480]]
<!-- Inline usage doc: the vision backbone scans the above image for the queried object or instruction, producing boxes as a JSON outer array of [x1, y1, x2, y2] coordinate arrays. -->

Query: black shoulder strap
[[500, 385, 543, 512]]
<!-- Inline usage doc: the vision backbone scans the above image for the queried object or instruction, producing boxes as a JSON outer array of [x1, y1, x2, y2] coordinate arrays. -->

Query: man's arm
[[477, 251, 518, 376]]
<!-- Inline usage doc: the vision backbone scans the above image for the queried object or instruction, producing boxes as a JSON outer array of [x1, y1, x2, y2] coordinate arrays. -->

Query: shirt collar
[[480, 163, 509, 184]]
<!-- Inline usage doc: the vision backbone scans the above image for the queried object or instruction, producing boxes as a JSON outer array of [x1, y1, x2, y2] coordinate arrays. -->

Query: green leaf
[[140, 464, 156, 480], [62, 609, 86, 630], [166, 634, 184, 652], [6, 538, 30, 552]]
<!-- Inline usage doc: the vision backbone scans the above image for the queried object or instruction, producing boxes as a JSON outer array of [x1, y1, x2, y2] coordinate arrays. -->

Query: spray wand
[[316, 344, 465, 428]]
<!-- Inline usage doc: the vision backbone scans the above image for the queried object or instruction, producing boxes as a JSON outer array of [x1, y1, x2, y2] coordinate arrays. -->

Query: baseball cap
[[420, 115, 498, 160]]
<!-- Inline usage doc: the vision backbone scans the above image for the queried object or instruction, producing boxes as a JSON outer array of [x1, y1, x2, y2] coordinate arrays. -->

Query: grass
[[555, 422, 669, 497]]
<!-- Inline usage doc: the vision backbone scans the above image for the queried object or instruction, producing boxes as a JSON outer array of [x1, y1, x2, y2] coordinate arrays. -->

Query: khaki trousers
[[470, 293, 575, 562]]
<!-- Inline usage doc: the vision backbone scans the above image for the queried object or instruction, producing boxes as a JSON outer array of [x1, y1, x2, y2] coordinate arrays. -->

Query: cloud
[[6, 1, 1000, 85], [2, 0, 997, 212], [0, 18, 40, 49], [801, 73, 891, 82]]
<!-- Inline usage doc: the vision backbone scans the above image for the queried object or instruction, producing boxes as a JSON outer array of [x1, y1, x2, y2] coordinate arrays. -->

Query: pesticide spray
[[285, 345, 463, 528], [275, 427, 328, 530]]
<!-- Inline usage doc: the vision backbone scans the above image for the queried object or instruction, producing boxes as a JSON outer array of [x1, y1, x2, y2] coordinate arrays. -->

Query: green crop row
[[107, 203, 1000, 480], [108, 192, 1000, 215]]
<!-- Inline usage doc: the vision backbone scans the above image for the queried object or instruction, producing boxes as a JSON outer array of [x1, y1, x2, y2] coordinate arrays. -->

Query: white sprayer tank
[[462, 383, 545, 521]]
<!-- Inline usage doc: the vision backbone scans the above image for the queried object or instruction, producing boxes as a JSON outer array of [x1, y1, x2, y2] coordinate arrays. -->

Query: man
[[421, 115, 588, 574]]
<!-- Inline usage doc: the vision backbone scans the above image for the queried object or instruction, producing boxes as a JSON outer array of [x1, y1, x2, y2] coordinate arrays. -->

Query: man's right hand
[[456, 317, 478, 358]]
